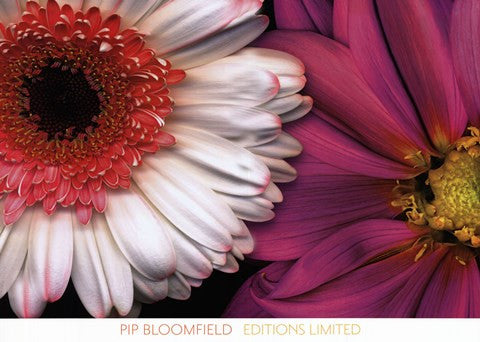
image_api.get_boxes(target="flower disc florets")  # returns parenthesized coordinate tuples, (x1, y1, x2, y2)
(394, 127, 480, 250)
(0, 0, 185, 224)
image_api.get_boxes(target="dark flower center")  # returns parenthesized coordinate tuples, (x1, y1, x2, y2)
(20, 63, 101, 140)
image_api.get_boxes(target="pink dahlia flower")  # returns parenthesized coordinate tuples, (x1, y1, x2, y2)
(0, 0, 310, 317)
(225, 0, 480, 317)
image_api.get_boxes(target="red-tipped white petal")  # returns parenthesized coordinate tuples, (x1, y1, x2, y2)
(8, 264, 47, 318)
(27, 207, 73, 302)
(170, 63, 279, 107)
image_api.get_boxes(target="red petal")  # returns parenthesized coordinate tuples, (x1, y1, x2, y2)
(75, 203, 92, 225)
(90, 184, 106, 212)
(42, 192, 57, 214)
(4, 192, 27, 215)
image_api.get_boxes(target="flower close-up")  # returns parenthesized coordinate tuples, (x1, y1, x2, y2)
(0, 0, 311, 317)
(225, 0, 480, 318)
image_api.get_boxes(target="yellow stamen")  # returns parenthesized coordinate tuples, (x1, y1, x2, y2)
(414, 243, 428, 262)
(455, 256, 467, 266)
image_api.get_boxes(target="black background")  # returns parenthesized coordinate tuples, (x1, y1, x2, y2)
(0, 0, 276, 318)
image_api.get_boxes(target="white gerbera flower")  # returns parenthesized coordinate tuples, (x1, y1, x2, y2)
(0, 0, 311, 317)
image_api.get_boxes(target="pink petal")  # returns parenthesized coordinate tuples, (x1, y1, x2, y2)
(223, 262, 292, 318)
(416, 249, 480, 317)
(332, 0, 349, 45)
(285, 114, 420, 179)
(254, 30, 432, 164)
(377, 0, 467, 151)
(270, 219, 421, 298)
(347, 0, 430, 152)
(248, 158, 399, 261)
(249, 246, 447, 317)
(274, 0, 333, 36)
(451, 0, 480, 126)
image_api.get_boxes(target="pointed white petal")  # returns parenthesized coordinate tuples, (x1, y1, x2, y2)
(27, 207, 73, 303)
(213, 253, 239, 273)
(71, 220, 112, 318)
(133, 269, 168, 304)
(258, 94, 303, 115)
(261, 181, 283, 203)
(169, 105, 281, 147)
(278, 96, 313, 123)
(192, 242, 227, 266)
(216, 192, 275, 222)
(170, 62, 279, 107)
(8, 264, 46, 318)
(92, 214, 133, 316)
(182, 275, 203, 288)
(232, 220, 254, 255)
(165, 15, 268, 70)
(225, 0, 262, 27)
(277, 75, 307, 98)
(160, 125, 270, 196)
(167, 272, 190, 300)
(105, 187, 176, 280)
(257, 156, 297, 183)
(248, 132, 302, 159)
(109, 300, 142, 318)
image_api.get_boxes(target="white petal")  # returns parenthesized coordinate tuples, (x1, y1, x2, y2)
(216, 192, 275, 222)
(277, 75, 307, 98)
(182, 275, 202, 288)
(71, 220, 112, 318)
(213, 47, 305, 76)
(278, 96, 313, 123)
(0, 1, 21, 24)
(0, 202, 8, 251)
(192, 242, 227, 266)
(170, 62, 279, 107)
(105, 187, 176, 280)
(107, 0, 160, 27)
(0, 209, 31, 297)
(109, 301, 142, 318)
(133, 269, 168, 304)
(92, 214, 133, 316)
(259, 94, 303, 115)
(165, 15, 268, 70)
(140, 0, 243, 55)
(160, 125, 270, 196)
(134, 160, 236, 251)
(226, 0, 262, 27)
(261, 181, 283, 203)
(232, 220, 254, 255)
(27, 207, 73, 302)
(8, 264, 46, 318)
(166, 227, 213, 279)
(213, 253, 239, 273)
(167, 272, 190, 300)
(257, 155, 297, 183)
(248, 132, 302, 159)
(169, 105, 281, 147)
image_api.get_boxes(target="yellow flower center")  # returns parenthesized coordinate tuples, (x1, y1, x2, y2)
(428, 150, 480, 231)
(393, 127, 480, 248)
